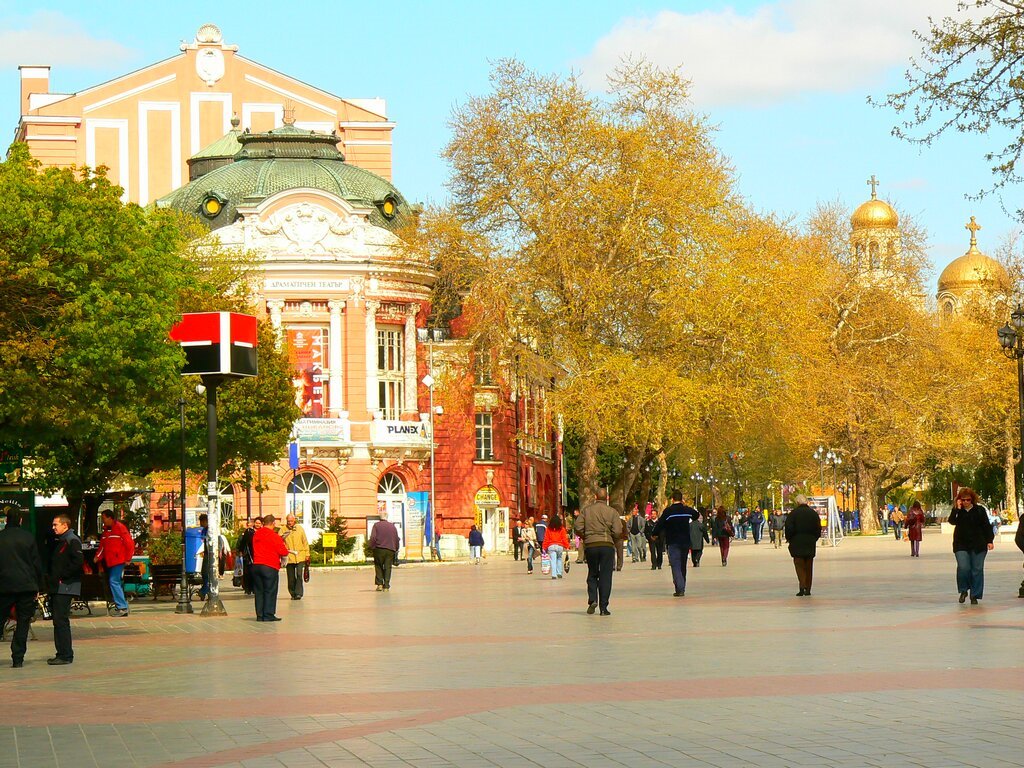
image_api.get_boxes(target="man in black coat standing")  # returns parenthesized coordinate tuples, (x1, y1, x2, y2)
(785, 495, 821, 597)
(46, 514, 83, 665)
(0, 509, 44, 668)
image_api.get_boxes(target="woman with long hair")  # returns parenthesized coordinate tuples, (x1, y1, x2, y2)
(711, 506, 733, 566)
(542, 514, 570, 579)
(906, 500, 926, 557)
(949, 488, 994, 604)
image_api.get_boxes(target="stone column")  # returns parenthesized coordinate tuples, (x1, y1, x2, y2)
(328, 300, 344, 417)
(403, 304, 418, 416)
(365, 300, 380, 414)
(267, 300, 285, 349)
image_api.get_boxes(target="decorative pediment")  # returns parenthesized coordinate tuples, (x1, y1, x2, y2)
(249, 202, 369, 258)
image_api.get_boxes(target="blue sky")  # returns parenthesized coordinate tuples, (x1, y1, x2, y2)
(0, 0, 1015, 286)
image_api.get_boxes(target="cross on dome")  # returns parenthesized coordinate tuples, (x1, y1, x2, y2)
(965, 215, 981, 246)
(867, 174, 879, 200)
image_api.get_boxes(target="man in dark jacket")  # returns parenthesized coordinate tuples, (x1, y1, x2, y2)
(0, 509, 44, 668)
(46, 514, 83, 664)
(512, 520, 523, 561)
(644, 514, 663, 570)
(785, 495, 821, 597)
(368, 511, 400, 591)
(652, 490, 697, 597)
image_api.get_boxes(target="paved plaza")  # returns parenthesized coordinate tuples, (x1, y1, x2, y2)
(1, 532, 1022, 768)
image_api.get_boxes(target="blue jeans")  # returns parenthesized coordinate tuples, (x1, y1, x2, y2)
(107, 563, 128, 610)
(526, 543, 536, 571)
(547, 544, 564, 577)
(667, 543, 689, 593)
(954, 549, 987, 598)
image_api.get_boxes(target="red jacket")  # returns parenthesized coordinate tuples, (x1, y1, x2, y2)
(542, 526, 570, 552)
(252, 526, 289, 569)
(97, 521, 134, 567)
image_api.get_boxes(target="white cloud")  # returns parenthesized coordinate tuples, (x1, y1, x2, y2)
(0, 11, 136, 69)
(576, 0, 963, 108)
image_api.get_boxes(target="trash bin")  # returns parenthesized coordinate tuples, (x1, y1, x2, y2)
(184, 527, 205, 573)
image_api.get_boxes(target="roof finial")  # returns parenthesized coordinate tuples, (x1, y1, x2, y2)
(966, 215, 982, 247)
(230, 112, 240, 129)
(282, 105, 296, 126)
(867, 174, 879, 200)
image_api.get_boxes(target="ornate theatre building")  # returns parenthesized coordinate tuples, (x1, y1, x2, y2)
(15, 25, 563, 555)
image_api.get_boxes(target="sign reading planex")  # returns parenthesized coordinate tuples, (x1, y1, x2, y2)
(169, 312, 258, 377)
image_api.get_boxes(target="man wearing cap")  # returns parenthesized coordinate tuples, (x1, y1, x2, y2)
(574, 487, 623, 616)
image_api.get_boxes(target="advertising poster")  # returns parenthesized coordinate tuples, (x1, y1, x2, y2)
(287, 326, 329, 417)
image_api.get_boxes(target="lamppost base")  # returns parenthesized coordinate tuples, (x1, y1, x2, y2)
(174, 600, 193, 614)
(200, 596, 228, 616)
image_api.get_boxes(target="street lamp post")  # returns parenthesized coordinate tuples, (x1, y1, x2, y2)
(998, 305, 1024, 520)
(175, 397, 192, 615)
(706, 473, 717, 507)
(690, 472, 702, 506)
(418, 327, 448, 561)
(813, 446, 826, 494)
(826, 450, 841, 496)
(996, 306, 1024, 597)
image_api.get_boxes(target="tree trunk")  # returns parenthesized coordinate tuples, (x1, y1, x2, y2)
(654, 450, 668, 511)
(854, 458, 880, 534)
(577, 429, 599, 508)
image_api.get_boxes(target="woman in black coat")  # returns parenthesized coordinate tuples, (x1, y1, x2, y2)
(785, 495, 821, 597)
(949, 487, 994, 604)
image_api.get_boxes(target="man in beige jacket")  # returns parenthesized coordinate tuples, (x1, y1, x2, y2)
(280, 515, 310, 600)
(574, 487, 623, 616)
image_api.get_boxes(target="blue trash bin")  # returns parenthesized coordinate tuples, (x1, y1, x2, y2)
(184, 527, 205, 573)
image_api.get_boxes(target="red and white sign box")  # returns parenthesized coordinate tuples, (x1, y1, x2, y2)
(169, 312, 258, 377)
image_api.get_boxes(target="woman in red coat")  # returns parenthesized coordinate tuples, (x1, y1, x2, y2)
(906, 500, 926, 557)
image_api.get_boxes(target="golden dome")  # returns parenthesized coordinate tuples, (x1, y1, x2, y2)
(851, 199, 899, 230)
(937, 217, 1010, 294)
(851, 175, 898, 230)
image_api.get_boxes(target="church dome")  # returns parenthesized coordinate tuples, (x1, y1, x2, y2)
(851, 198, 898, 230)
(937, 217, 1010, 295)
(156, 123, 412, 233)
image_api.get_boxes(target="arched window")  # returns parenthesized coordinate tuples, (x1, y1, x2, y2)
(869, 242, 880, 270)
(287, 472, 330, 529)
(943, 300, 955, 318)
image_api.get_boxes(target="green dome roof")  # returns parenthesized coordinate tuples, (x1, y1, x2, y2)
(156, 124, 412, 233)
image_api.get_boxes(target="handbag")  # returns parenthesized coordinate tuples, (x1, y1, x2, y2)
(541, 552, 551, 574)
(303, 560, 310, 583)
(232, 559, 243, 587)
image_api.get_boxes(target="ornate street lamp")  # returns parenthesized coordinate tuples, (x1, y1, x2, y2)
(813, 446, 826, 494)
(690, 472, 703, 506)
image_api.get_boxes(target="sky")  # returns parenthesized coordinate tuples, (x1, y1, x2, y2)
(0, 0, 1016, 287)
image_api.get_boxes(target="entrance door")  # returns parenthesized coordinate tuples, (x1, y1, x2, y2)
(286, 472, 330, 536)
(376, 472, 407, 557)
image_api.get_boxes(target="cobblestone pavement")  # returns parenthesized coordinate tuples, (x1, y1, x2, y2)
(1, 531, 1022, 768)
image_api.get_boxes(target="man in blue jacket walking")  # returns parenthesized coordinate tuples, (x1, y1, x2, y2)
(652, 490, 697, 597)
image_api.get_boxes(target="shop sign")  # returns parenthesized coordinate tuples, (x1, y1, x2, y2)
(474, 485, 501, 507)
(371, 420, 429, 444)
(294, 417, 350, 443)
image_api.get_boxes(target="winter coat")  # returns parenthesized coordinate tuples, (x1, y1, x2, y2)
(905, 509, 925, 542)
(574, 501, 623, 548)
(784, 504, 821, 559)
(689, 517, 710, 551)
(96, 520, 134, 567)
(652, 502, 697, 548)
(46, 529, 84, 595)
(280, 524, 310, 564)
(711, 516, 732, 539)
(468, 528, 485, 547)
(521, 526, 538, 549)
(949, 504, 994, 553)
(0, 523, 44, 593)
